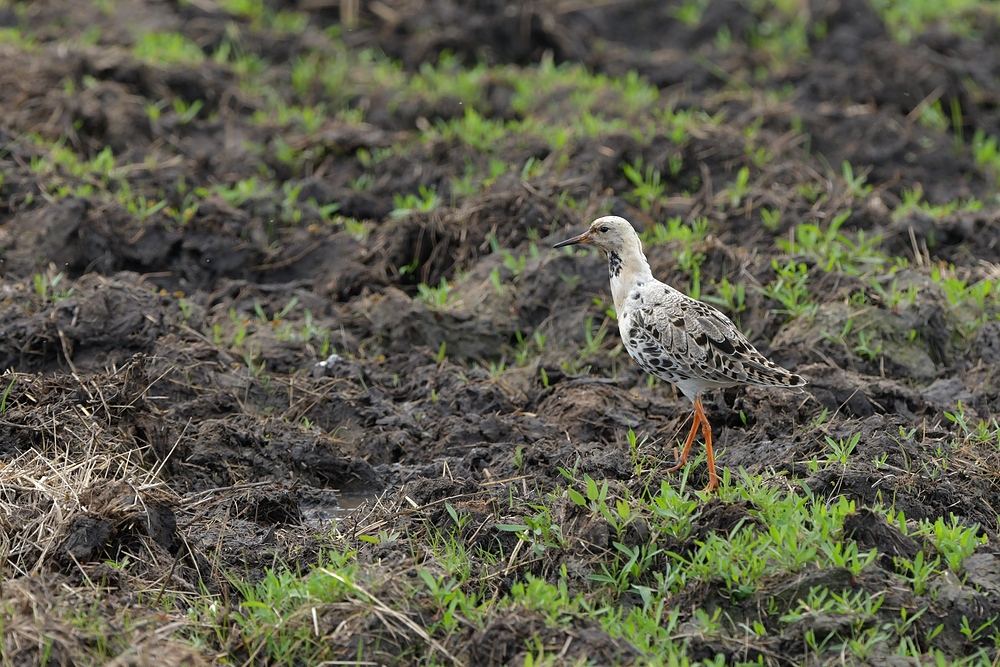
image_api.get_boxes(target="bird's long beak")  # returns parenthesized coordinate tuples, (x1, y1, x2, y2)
(553, 231, 591, 248)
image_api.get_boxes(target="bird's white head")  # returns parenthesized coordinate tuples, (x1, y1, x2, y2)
(552, 215, 643, 257)
(553, 216, 652, 306)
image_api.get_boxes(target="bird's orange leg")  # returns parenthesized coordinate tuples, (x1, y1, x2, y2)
(666, 396, 719, 493)
(696, 396, 719, 493)
(666, 404, 703, 473)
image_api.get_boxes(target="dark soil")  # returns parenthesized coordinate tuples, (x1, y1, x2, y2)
(3, 0, 1000, 665)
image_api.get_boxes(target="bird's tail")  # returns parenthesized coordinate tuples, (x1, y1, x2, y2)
(746, 360, 807, 389)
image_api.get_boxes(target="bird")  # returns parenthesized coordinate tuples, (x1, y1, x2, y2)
(553, 215, 805, 492)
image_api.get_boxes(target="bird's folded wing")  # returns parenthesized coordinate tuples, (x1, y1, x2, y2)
(628, 284, 799, 386)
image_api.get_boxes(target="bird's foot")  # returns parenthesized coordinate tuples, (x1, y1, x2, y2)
(664, 457, 688, 473)
(698, 475, 719, 494)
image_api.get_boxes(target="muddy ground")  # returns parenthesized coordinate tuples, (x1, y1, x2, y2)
(3, 0, 1000, 665)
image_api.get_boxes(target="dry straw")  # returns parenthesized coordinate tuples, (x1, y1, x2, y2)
(0, 360, 200, 666)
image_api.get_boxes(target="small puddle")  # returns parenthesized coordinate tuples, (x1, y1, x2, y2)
(334, 492, 379, 516)
(300, 491, 381, 527)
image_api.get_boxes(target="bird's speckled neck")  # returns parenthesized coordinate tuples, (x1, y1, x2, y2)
(608, 232, 653, 312)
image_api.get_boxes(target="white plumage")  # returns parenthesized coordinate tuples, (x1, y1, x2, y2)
(554, 215, 805, 492)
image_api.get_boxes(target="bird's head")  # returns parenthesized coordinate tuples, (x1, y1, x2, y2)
(553, 215, 641, 255)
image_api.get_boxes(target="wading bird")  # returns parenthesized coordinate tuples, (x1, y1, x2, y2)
(554, 216, 805, 492)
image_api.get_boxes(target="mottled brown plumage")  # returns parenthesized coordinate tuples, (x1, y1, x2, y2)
(554, 215, 805, 492)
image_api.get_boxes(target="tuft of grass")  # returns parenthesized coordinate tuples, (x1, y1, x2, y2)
(759, 260, 817, 319)
(133, 31, 205, 65)
(436, 108, 511, 153)
(416, 277, 456, 311)
(622, 157, 665, 213)
(391, 186, 440, 218)
(777, 211, 890, 276)
(639, 216, 709, 248)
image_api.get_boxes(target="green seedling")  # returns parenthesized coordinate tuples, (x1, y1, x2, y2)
(416, 277, 455, 311)
(759, 261, 816, 319)
(622, 157, 665, 213)
(390, 186, 439, 218)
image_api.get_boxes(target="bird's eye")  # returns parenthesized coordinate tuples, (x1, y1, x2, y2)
(599, 226, 609, 233)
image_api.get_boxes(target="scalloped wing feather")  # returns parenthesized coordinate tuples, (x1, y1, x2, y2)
(619, 281, 805, 392)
